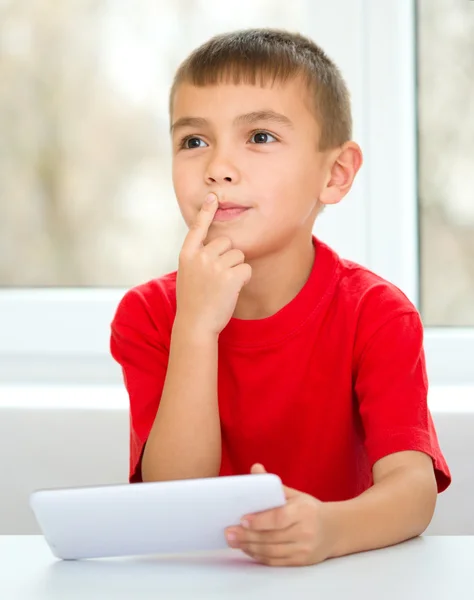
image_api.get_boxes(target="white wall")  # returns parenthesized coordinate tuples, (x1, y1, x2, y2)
(0, 387, 129, 535)
(0, 386, 472, 536)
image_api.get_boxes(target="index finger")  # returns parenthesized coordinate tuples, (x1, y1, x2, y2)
(183, 193, 218, 251)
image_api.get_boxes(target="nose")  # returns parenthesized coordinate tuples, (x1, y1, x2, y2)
(205, 149, 240, 185)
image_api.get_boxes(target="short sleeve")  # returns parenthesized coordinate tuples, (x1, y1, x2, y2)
(354, 311, 451, 493)
(110, 288, 170, 483)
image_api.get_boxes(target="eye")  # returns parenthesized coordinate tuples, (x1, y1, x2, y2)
(180, 136, 208, 150)
(249, 131, 278, 144)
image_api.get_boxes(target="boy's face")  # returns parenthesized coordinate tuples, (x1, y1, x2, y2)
(171, 77, 335, 257)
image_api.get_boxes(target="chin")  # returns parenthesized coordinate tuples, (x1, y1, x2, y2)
(206, 225, 252, 254)
(208, 226, 280, 261)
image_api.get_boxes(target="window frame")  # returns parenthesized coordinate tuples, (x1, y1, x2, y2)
(0, 0, 472, 386)
(363, 0, 474, 385)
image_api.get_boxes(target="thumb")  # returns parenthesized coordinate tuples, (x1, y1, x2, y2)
(250, 463, 267, 475)
(250, 463, 299, 500)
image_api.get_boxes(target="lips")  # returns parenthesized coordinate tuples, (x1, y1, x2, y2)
(213, 203, 250, 222)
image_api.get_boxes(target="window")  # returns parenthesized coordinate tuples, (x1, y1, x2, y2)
(1, 0, 359, 288)
(362, 0, 474, 385)
(417, 0, 474, 327)
(0, 0, 472, 386)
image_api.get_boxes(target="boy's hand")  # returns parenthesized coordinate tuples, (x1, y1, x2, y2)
(225, 464, 335, 567)
(176, 193, 252, 336)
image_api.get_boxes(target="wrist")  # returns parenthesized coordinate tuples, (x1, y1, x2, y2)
(172, 316, 219, 345)
(321, 500, 350, 559)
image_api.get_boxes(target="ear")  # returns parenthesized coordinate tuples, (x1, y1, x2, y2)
(319, 141, 363, 206)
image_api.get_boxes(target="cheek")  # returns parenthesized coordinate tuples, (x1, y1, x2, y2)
(252, 164, 292, 211)
(277, 157, 321, 217)
(172, 160, 197, 227)
(172, 159, 190, 197)
(256, 168, 310, 223)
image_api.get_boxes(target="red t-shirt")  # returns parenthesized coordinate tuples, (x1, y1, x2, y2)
(110, 237, 451, 499)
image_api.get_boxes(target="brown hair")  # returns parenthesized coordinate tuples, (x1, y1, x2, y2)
(169, 28, 352, 151)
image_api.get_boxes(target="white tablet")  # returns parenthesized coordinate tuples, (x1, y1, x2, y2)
(29, 474, 285, 560)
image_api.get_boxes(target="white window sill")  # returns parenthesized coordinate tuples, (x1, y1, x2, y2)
(0, 385, 129, 410)
(0, 384, 472, 412)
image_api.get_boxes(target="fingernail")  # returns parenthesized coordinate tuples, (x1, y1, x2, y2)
(205, 193, 217, 204)
(241, 519, 250, 529)
(226, 531, 237, 547)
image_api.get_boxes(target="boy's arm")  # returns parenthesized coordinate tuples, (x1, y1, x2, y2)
(141, 323, 221, 481)
(142, 194, 251, 482)
(323, 309, 449, 555)
(225, 453, 436, 566)
(325, 449, 437, 557)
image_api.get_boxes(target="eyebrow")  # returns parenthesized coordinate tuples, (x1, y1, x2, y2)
(170, 110, 294, 134)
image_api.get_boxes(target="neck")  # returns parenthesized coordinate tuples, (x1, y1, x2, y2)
(233, 234, 316, 321)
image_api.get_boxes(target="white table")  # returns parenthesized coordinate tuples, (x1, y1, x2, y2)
(1, 536, 473, 600)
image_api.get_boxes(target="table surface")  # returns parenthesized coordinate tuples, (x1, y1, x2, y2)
(1, 535, 474, 600)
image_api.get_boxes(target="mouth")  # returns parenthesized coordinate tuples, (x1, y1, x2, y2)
(213, 202, 251, 222)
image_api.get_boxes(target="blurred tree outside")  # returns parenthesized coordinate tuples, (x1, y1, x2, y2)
(0, 0, 188, 285)
(418, 0, 474, 326)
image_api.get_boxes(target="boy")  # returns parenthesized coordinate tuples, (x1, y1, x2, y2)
(110, 28, 451, 567)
